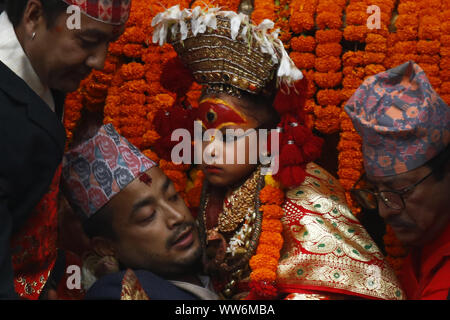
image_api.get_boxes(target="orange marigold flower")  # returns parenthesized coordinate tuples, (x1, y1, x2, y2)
(315, 29, 342, 44)
(123, 44, 143, 58)
(417, 54, 440, 65)
(419, 63, 440, 77)
(314, 105, 341, 134)
(365, 64, 386, 77)
(127, 137, 144, 149)
(260, 204, 284, 220)
(346, 2, 367, 13)
(343, 66, 365, 78)
(262, 219, 283, 233)
(249, 254, 278, 271)
(316, 12, 342, 29)
(315, 57, 341, 72)
(260, 185, 284, 205)
(121, 62, 146, 81)
(441, 47, 450, 57)
(142, 130, 160, 147)
(395, 15, 419, 30)
(366, 42, 387, 53)
(341, 89, 357, 101)
(314, 72, 343, 89)
(120, 92, 146, 105)
(338, 140, 363, 152)
(397, 1, 418, 15)
(365, 33, 387, 44)
(122, 26, 147, 44)
(343, 25, 367, 42)
(142, 149, 160, 163)
(417, 40, 441, 55)
(258, 231, 284, 248)
(290, 36, 316, 52)
(441, 35, 450, 47)
(290, 52, 315, 70)
(121, 79, 149, 94)
(418, 18, 442, 40)
(154, 93, 175, 109)
(108, 42, 124, 56)
(338, 168, 361, 181)
(316, 89, 342, 106)
(393, 41, 417, 54)
(251, 0, 276, 25)
(256, 244, 281, 260)
(441, 94, 450, 105)
(340, 131, 363, 142)
(289, 12, 315, 33)
(250, 268, 277, 282)
(164, 169, 187, 192)
(316, 1, 342, 14)
(304, 99, 318, 113)
(440, 82, 450, 94)
(442, 69, 450, 82)
(342, 75, 363, 90)
(315, 43, 342, 58)
(363, 52, 386, 65)
(395, 29, 418, 42)
(342, 51, 364, 67)
(345, 11, 367, 25)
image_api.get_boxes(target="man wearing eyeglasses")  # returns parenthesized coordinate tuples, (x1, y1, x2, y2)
(345, 61, 450, 300)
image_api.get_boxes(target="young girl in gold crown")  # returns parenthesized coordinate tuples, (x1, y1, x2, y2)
(153, 5, 404, 300)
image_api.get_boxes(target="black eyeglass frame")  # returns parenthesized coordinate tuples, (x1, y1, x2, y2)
(350, 169, 435, 211)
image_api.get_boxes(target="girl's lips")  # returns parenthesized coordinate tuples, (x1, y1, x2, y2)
(205, 166, 223, 174)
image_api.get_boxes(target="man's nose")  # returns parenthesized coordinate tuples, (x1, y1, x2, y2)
(377, 198, 402, 221)
(162, 202, 185, 229)
(85, 43, 107, 70)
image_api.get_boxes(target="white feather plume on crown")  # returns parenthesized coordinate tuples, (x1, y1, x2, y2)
(151, 5, 303, 87)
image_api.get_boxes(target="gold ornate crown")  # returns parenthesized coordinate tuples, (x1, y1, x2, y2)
(152, 6, 303, 97)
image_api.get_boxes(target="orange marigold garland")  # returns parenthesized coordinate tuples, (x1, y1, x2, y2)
(313, 0, 344, 136)
(62, 0, 450, 298)
(247, 175, 285, 299)
(338, 1, 367, 216)
(252, 0, 276, 25)
(442, 6, 450, 104)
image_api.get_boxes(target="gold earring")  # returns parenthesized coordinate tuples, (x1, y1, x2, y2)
(31, 32, 36, 40)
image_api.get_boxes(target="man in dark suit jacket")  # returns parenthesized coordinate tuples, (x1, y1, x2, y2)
(62, 124, 218, 300)
(0, 0, 130, 299)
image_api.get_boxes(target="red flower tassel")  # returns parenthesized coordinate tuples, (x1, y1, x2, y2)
(276, 165, 307, 188)
(279, 142, 304, 166)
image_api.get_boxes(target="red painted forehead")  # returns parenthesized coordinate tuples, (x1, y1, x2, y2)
(196, 98, 249, 130)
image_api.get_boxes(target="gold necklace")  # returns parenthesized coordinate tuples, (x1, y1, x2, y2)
(218, 168, 261, 233)
(198, 166, 264, 298)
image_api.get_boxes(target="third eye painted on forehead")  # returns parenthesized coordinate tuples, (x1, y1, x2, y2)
(197, 98, 252, 131)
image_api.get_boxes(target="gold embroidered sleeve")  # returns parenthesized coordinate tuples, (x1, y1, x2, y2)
(276, 163, 405, 300)
(120, 269, 150, 300)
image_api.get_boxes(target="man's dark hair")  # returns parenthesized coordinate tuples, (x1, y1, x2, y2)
(6, 0, 68, 28)
(426, 144, 450, 181)
(82, 205, 118, 241)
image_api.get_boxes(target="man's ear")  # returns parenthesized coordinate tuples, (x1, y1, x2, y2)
(91, 237, 116, 258)
(21, 0, 45, 35)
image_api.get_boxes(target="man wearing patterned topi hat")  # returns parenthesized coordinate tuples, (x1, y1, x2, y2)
(0, 0, 130, 299)
(62, 124, 218, 300)
(345, 61, 450, 300)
